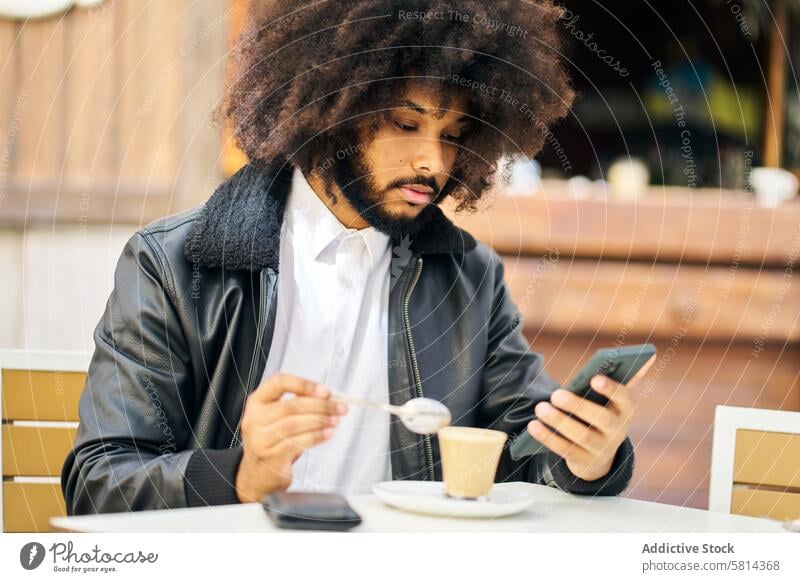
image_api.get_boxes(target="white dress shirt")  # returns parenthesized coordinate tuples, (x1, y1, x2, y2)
(260, 166, 393, 495)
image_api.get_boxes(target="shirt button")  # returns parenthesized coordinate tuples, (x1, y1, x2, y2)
(335, 346, 345, 357)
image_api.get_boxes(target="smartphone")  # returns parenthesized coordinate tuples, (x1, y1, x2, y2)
(509, 343, 656, 460)
(262, 491, 362, 531)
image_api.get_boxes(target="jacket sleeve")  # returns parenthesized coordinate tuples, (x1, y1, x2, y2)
(61, 232, 243, 515)
(478, 250, 634, 496)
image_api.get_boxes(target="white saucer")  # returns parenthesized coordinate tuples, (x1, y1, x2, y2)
(372, 481, 534, 518)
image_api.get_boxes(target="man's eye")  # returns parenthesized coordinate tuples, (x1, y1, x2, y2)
(394, 121, 416, 131)
(442, 133, 463, 142)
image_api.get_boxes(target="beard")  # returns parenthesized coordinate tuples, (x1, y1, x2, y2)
(330, 146, 446, 241)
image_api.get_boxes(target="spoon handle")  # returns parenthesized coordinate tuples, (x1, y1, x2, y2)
(330, 390, 405, 416)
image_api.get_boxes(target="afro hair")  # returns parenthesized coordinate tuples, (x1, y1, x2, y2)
(217, 0, 575, 211)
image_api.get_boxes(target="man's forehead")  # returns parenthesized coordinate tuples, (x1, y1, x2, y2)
(395, 81, 470, 120)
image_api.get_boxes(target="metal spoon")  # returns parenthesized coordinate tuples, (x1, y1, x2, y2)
(330, 391, 451, 434)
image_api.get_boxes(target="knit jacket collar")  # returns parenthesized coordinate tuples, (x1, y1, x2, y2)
(184, 161, 477, 271)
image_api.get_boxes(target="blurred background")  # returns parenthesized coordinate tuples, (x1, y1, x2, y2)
(1, 1, 799, 512)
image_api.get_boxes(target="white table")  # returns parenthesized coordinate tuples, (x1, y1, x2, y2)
(51, 482, 787, 533)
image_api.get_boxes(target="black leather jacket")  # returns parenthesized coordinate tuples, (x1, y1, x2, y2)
(62, 162, 634, 515)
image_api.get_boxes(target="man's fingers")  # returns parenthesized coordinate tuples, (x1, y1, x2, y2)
(252, 373, 329, 403)
(270, 428, 333, 460)
(589, 375, 635, 416)
(253, 396, 347, 426)
(527, 419, 590, 461)
(277, 396, 347, 418)
(534, 402, 606, 455)
(550, 389, 616, 435)
(257, 414, 339, 448)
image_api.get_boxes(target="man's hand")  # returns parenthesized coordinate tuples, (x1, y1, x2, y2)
(526, 357, 653, 482)
(235, 373, 348, 503)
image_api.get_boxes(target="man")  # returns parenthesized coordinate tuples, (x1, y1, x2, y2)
(62, 0, 642, 513)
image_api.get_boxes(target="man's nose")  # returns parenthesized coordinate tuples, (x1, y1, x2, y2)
(410, 136, 446, 176)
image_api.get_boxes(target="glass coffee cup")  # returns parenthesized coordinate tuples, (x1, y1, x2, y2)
(437, 426, 508, 500)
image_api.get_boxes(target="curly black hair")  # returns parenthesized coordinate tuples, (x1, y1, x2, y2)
(217, 0, 575, 211)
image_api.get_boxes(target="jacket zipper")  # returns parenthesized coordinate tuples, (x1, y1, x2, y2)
(229, 270, 268, 448)
(403, 256, 435, 481)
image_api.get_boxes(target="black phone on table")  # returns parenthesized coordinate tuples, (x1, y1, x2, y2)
(262, 491, 362, 531)
(509, 343, 656, 460)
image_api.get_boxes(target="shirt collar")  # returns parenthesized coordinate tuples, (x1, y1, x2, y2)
(285, 166, 390, 269)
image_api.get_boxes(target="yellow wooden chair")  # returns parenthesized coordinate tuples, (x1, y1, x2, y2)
(709, 405, 800, 522)
(0, 350, 89, 532)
